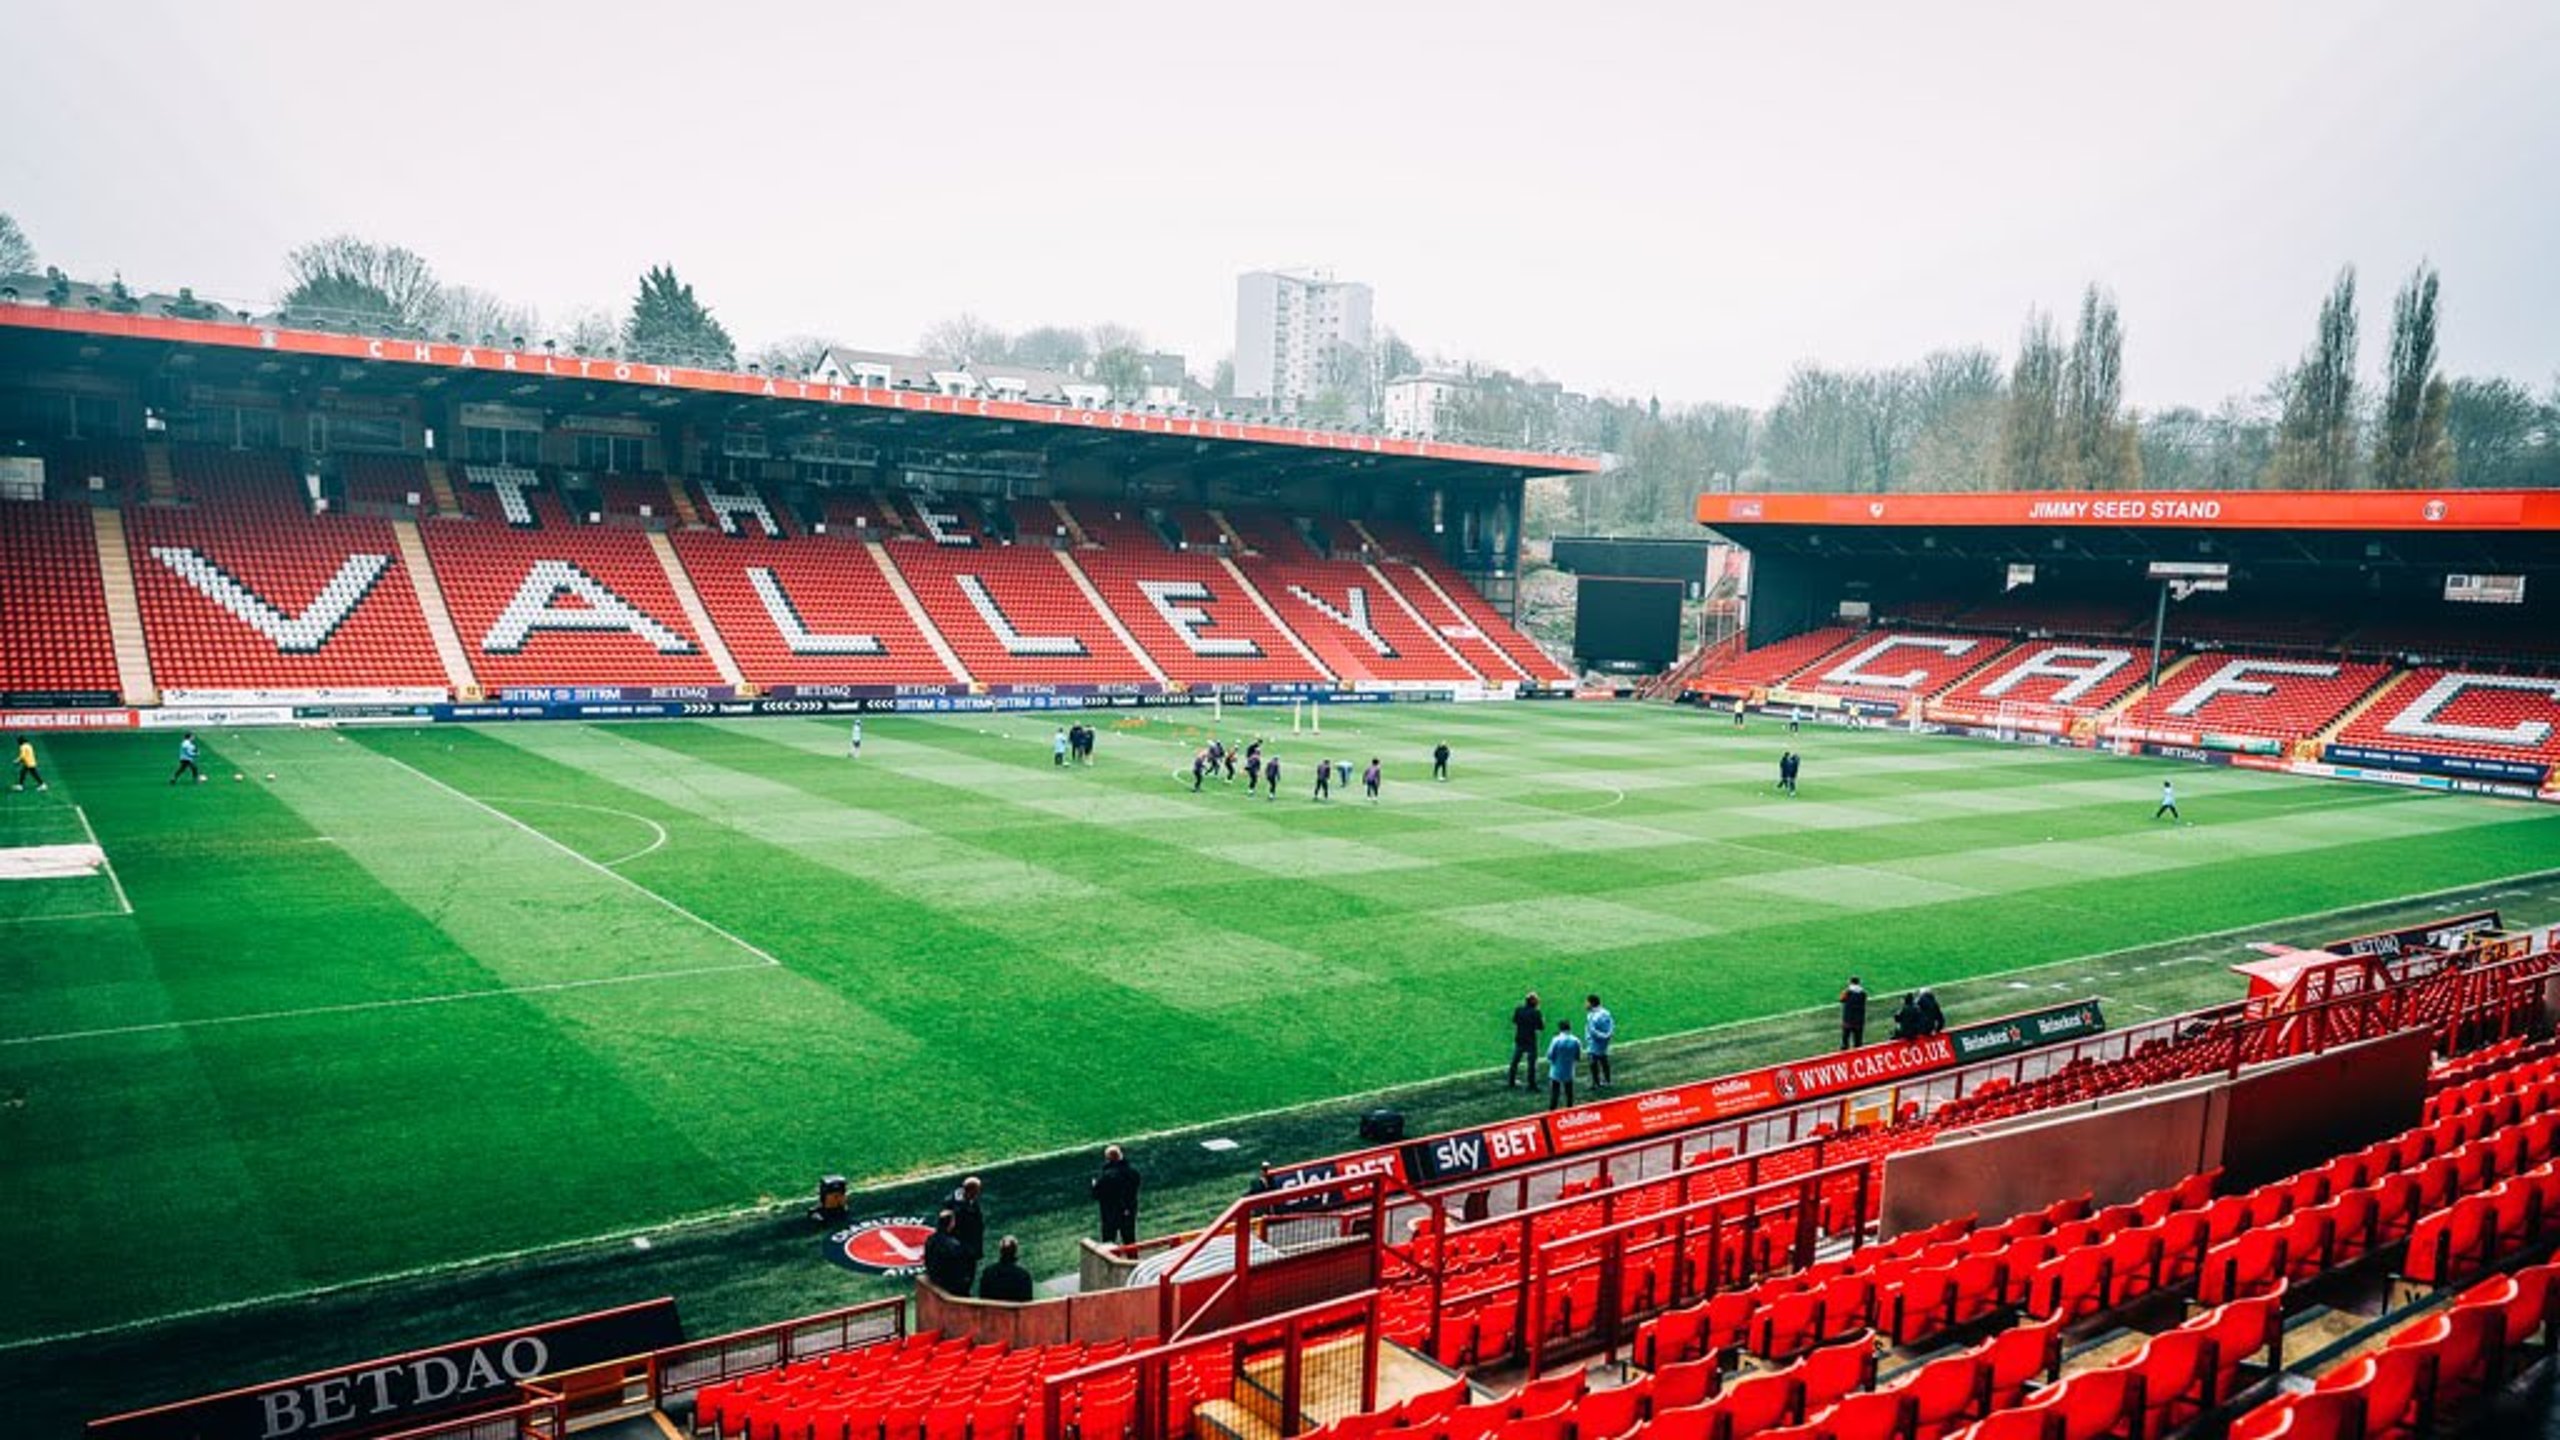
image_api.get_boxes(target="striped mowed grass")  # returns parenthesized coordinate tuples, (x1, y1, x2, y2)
(3, 703, 2556, 1344)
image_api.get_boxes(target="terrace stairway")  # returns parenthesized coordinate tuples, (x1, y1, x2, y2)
(88, 506, 159, 705)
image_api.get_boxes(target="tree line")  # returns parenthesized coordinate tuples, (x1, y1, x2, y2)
(1511, 264, 2558, 539)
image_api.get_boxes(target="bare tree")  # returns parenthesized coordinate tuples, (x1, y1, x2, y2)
(1998, 310, 2068, 489)
(748, 334, 841, 378)
(0, 212, 34, 276)
(2269, 268, 2362, 489)
(917, 313, 1010, 364)
(2372, 264, 2452, 489)
(554, 305, 623, 356)
(2062, 286, 2140, 489)
(1085, 322, 1145, 356)
(429, 285, 539, 344)
(281, 235, 444, 328)
(1010, 326, 1091, 370)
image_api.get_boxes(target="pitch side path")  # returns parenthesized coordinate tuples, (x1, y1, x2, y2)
(6, 705, 2559, 1431)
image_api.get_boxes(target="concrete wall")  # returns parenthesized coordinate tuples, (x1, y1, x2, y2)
(913, 1279, 1159, 1347)
(1879, 1030, 2431, 1235)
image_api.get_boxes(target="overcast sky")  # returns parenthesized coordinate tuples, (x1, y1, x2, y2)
(4, 0, 2553, 412)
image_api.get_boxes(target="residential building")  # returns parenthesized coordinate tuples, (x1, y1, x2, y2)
(1233, 269, 1372, 415)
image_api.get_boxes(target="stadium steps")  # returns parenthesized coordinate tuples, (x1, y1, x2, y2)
(1055, 548, 1173, 686)
(420, 459, 464, 516)
(141, 440, 179, 505)
(1221, 555, 1338, 682)
(1393, 562, 1531, 683)
(662, 475, 704, 530)
(1219, 1334, 1465, 1437)
(1205, 508, 1254, 554)
(2315, 667, 2419, 746)
(866, 537, 975, 685)
(88, 506, 160, 705)
(1049, 499, 1095, 548)
(645, 531, 747, 689)
(1344, 517, 1390, 557)
(392, 517, 480, 698)
(1365, 562, 1487, 683)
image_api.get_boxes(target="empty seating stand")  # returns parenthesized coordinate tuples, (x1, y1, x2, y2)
(124, 446, 449, 695)
(422, 481, 727, 689)
(671, 516, 963, 689)
(2333, 663, 2560, 772)
(2111, 653, 2392, 745)
(879, 531, 1156, 688)
(1691, 628, 1863, 695)
(0, 499, 121, 700)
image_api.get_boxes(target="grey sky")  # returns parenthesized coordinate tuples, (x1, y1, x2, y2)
(4, 0, 2553, 412)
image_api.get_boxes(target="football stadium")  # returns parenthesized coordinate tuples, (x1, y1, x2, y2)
(8, 285, 2560, 1440)
(8, 7, 2560, 1436)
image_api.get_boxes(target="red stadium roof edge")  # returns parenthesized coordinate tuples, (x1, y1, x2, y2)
(1700, 489, 2560, 533)
(0, 304, 1601, 474)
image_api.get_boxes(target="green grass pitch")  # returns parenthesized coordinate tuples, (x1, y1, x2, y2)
(4, 704, 2558, 1348)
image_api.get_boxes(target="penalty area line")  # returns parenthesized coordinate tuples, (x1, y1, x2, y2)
(0, 960, 779, 1049)
(371, 751, 781, 969)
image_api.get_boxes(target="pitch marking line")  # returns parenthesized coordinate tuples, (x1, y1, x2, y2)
(0, 960, 779, 1049)
(372, 751, 781, 968)
(0, 804, 135, 925)
(481, 796, 670, 868)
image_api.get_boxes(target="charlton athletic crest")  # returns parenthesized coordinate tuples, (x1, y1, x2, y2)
(824, 1217, 937, 1276)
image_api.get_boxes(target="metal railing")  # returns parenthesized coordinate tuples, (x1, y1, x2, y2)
(1044, 1291, 1383, 1440)
(648, 1297, 907, 1407)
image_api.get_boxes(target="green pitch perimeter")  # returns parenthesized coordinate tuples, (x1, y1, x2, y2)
(3, 705, 2557, 1346)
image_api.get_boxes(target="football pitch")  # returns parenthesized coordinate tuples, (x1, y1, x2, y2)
(6, 703, 2560, 1349)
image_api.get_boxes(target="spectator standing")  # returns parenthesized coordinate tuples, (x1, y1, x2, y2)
(978, 1236, 1035, 1301)
(1838, 977, 1867, 1048)
(1091, 1145, 1142, 1244)
(922, 1210, 975, 1294)
(1507, 991, 1545, 1088)
(1546, 1021, 1583, 1110)
(1916, 988, 1945, 1036)
(945, 1175, 987, 1283)
(1584, 994, 1616, 1090)
(1432, 742, 1451, 781)
(1892, 992, 1926, 1041)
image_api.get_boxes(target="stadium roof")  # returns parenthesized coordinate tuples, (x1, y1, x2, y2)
(1697, 489, 2560, 572)
(0, 303, 1599, 489)
(1700, 490, 2560, 533)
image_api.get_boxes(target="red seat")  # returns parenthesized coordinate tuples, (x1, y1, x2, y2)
(2392, 1303, 2500, 1414)
(1984, 1319, 2063, 1411)
(2225, 1391, 2364, 1440)
(2124, 1328, 2215, 1435)
(2405, 1194, 2494, 1286)
(1573, 1384, 1647, 1440)
(1893, 1344, 1986, 1440)
(2311, 1347, 2434, 1440)
(2046, 1366, 2139, 1440)
(1653, 1356, 1722, 1414)
(2200, 1229, 2287, 1306)
(1708, 1371, 1801, 1440)
(1799, 1333, 1877, 1412)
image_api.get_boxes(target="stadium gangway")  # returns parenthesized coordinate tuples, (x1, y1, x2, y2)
(1044, 1290, 1383, 1440)
(1153, 1170, 1395, 1344)
(1519, 1158, 1874, 1376)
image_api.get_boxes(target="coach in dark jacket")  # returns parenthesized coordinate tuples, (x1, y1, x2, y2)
(1507, 991, 1545, 1088)
(1091, 1145, 1143, 1244)
(922, 1210, 976, 1295)
(945, 1175, 986, 1260)
(978, 1236, 1035, 1302)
